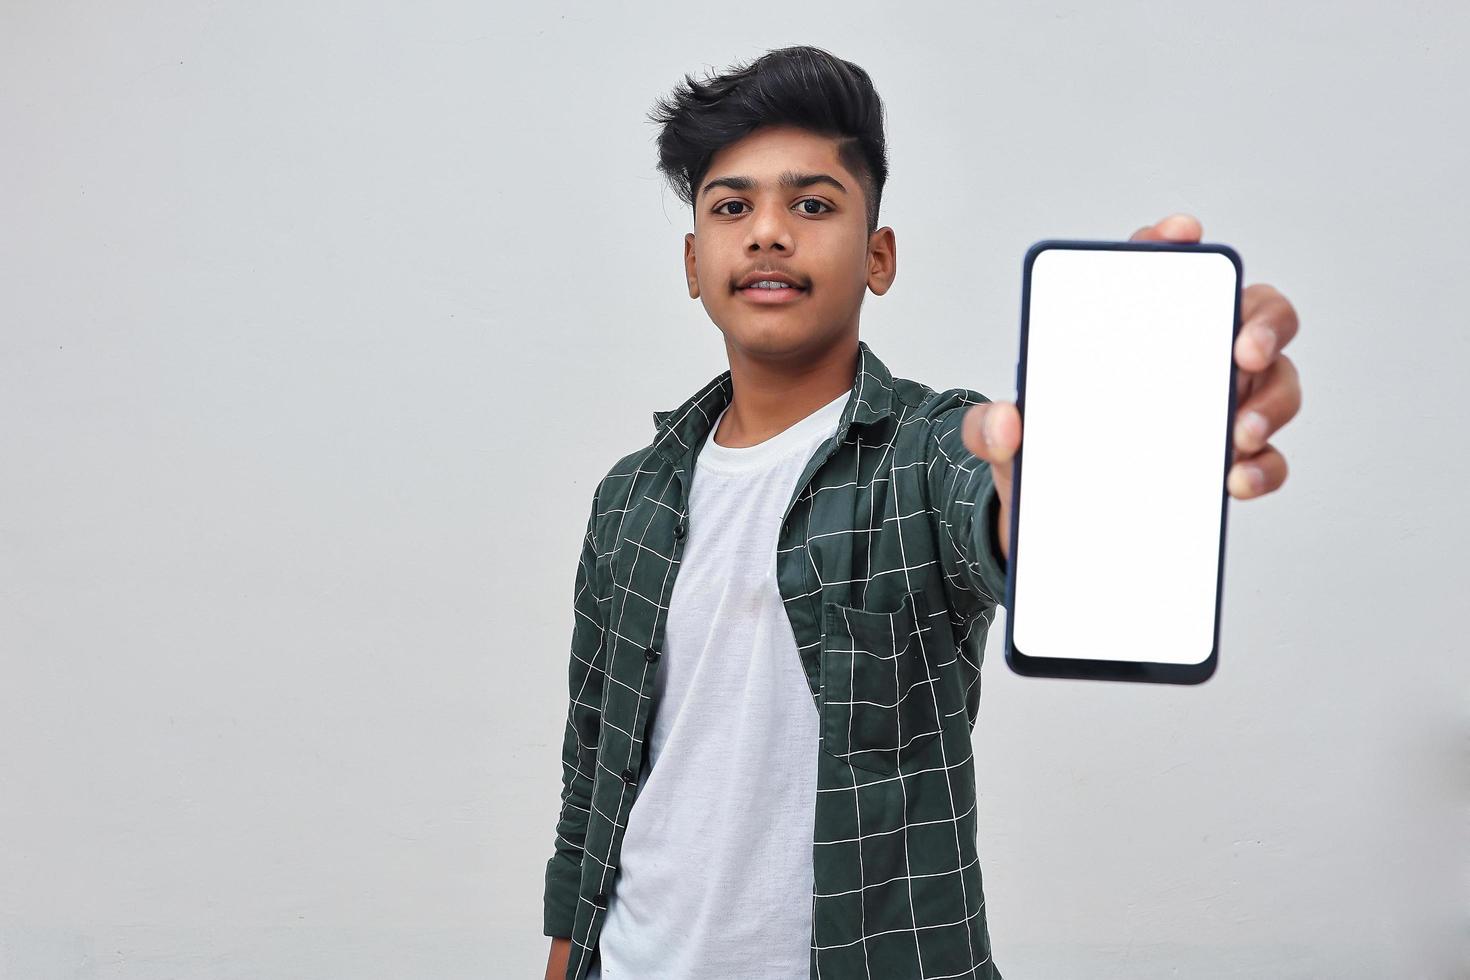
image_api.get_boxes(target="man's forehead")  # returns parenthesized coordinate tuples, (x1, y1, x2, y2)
(706, 125, 843, 169)
(701, 136, 853, 195)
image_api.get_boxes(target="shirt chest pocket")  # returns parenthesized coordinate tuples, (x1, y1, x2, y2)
(819, 589, 945, 776)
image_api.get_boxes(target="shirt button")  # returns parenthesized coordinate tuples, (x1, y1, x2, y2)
(621, 768, 637, 784)
(673, 521, 686, 539)
(593, 891, 607, 908)
(644, 646, 660, 662)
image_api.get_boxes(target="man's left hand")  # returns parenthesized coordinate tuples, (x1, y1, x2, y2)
(960, 212, 1302, 561)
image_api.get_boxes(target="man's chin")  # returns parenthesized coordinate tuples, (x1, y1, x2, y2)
(719, 321, 836, 360)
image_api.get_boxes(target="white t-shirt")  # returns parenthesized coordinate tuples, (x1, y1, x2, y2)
(587, 388, 850, 980)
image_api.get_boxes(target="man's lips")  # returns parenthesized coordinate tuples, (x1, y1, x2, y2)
(735, 283, 808, 304)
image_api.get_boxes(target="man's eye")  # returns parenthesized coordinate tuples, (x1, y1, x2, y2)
(713, 199, 832, 216)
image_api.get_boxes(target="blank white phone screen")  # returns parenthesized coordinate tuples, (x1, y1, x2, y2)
(1014, 247, 1238, 665)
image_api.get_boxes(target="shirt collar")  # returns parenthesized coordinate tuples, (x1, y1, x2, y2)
(650, 340, 898, 467)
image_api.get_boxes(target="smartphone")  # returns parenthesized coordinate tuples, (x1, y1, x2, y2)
(1003, 239, 1243, 684)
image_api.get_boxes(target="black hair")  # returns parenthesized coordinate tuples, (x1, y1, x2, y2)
(647, 45, 889, 235)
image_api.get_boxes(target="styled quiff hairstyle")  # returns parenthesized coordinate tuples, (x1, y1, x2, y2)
(647, 45, 889, 235)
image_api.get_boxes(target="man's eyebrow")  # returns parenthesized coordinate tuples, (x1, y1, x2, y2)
(699, 170, 849, 199)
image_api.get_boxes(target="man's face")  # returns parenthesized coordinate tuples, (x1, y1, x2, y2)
(683, 125, 895, 359)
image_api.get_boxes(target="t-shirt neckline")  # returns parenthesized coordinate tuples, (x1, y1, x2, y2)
(696, 388, 851, 473)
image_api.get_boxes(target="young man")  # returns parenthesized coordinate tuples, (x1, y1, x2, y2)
(542, 45, 1301, 980)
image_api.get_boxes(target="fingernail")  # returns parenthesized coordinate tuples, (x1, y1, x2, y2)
(1237, 410, 1268, 447)
(984, 409, 1000, 446)
(1231, 464, 1266, 495)
(1254, 324, 1276, 360)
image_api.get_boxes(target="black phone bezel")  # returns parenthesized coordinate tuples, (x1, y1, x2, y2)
(1003, 238, 1244, 685)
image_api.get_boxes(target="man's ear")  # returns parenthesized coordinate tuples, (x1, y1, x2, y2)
(866, 226, 897, 297)
(684, 233, 699, 299)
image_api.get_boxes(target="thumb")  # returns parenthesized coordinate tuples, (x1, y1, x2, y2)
(960, 401, 1020, 484)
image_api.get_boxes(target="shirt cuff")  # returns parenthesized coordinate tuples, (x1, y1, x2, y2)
(971, 464, 1010, 609)
(543, 850, 581, 938)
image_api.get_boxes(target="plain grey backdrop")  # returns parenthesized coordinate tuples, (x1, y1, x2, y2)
(2, 2, 1466, 978)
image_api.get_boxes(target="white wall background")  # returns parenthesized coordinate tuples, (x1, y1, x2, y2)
(2, 2, 1465, 978)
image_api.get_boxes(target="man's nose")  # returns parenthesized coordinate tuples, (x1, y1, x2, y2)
(747, 206, 794, 251)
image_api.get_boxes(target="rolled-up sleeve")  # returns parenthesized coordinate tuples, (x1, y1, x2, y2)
(923, 397, 1010, 614)
(543, 481, 608, 938)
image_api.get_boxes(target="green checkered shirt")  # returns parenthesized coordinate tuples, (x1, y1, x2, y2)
(544, 340, 1010, 979)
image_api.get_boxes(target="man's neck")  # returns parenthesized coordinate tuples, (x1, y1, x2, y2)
(713, 336, 858, 448)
